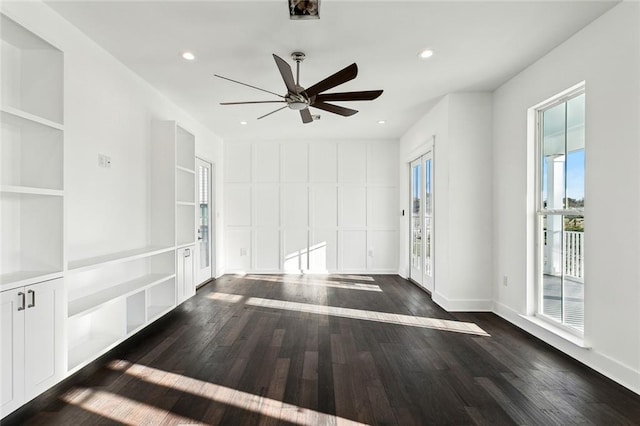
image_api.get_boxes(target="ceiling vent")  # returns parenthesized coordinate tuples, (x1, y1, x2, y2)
(289, 0, 320, 20)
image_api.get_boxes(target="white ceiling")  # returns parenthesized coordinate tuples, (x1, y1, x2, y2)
(45, 0, 617, 141)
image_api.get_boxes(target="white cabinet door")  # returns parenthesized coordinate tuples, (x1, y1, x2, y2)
(24, 278, 64, 399)
(1, 288, 26, 417)
(1, 278, 63, 419)
(177, 246, 195, 304)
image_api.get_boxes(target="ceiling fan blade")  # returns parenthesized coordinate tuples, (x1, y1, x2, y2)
(273, 54, 297, 94)
(315, 90, 383, 102)
(310, 101, 358, 117)
(214, 74, 284, 98)
(300, 108, 313, 124)
(220, 100, 286, 105)
(305, 63, 358, 98)
(257, 106, 288, 120)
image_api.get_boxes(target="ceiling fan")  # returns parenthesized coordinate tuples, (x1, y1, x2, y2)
(214, 52, 383, 124)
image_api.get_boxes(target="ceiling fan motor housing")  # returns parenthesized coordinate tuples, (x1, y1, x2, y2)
(286, 90, 309, 110)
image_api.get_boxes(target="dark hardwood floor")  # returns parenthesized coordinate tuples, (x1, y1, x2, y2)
(9, 274, 640, 425)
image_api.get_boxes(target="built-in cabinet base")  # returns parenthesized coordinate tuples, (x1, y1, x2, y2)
(0, 278, 64, 418)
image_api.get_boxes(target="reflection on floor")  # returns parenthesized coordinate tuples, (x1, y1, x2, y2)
(13, 274, 640, 425)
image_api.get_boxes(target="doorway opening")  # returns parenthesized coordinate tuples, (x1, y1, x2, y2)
(196, 158, 215, 286)
(409, 151, 434, 293)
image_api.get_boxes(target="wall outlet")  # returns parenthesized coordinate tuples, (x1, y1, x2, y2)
(98, 154, 112, 168)
(368, 249, 374, 257)
(240, 248, 248, 256)
(503, 275, 508, 287)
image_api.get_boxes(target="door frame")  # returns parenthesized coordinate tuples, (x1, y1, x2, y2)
(409, 157, 424, 286)
(195, 157, 215, 286)
(422, 149, 434, 293)
(407, 137, 435, 294)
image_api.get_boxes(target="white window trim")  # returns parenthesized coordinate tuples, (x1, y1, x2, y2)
(531, 82, 586, 338)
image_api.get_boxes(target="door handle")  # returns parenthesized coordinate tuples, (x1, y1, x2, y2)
(27, 290, 35, 308)
(17, 292, 25, 311)
(185, 248, 191, 257)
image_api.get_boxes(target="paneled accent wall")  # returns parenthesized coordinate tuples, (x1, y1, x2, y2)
(224, 140, 399, 273)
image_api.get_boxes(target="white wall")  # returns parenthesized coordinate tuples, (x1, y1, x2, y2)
(1, 1, 224, 276)
(399, 93, 493, 311)
(492, 2, 640, 393)
(223, 139, 399, 274)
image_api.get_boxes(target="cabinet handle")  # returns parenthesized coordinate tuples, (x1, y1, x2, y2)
(27, 290, 36, 308)
(185, 248, 191, 257)
(17, 292, 25, 311)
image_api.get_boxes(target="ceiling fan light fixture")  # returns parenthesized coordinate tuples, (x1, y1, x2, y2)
(377, 120, 386, 124)
(288, 101, 308, 110)
(418, 49, 434, 59)
(289, 0, 320, 20)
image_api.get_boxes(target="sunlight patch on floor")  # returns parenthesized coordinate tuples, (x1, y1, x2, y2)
(103, 360, 368, 426)
(244, 274, 382, 292)
(330, 274, 376, 281)
(61, 387, 193, 424)
(207, 292, 246, 303)
(208, 292, 490, 336)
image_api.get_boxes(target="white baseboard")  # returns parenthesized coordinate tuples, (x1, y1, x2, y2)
(494, 301, 640, 396)
(432, 292, 493, 312)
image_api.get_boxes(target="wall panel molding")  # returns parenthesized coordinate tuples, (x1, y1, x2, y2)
(224, 140, 399, 273)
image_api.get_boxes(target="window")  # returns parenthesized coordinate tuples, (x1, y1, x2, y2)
(536, 86, 585, 333)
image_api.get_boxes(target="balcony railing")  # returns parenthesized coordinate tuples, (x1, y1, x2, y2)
(564, 230, 584, 281)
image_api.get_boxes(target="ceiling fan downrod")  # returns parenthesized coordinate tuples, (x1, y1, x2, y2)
(291, 51, 305, 88)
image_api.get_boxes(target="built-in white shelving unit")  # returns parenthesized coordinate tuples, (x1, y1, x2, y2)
(151, 122, 196, 243)
(152, 121, 196, 304)
(65, 122, 197, 373)
(67, 301, 125, 371)
(67, 246, 174, 272)
(68, 273, 175, 318)
(0, 15, 63, 124)
(0, 14, 64, 293)
(66, 239, 176, 372)
(147, 278, 176, 321)
(1, 11, 200, 421)
(176, 126, 196, 249)
(0, 13, 65, 418)
(126, 291, 146, 334)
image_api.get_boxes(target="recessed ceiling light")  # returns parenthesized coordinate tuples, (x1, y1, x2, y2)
(181, 51, 196, 61)
(240, 121, 248, 125)
(418, 49, 434, 59)
(377, 120, 386, 125)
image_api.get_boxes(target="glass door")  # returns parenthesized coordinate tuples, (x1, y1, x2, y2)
(423, 153, 434, 293)
(409, 158, 423, 285)
(409, 152, 435, 292)
(196, 158, 214, 285)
